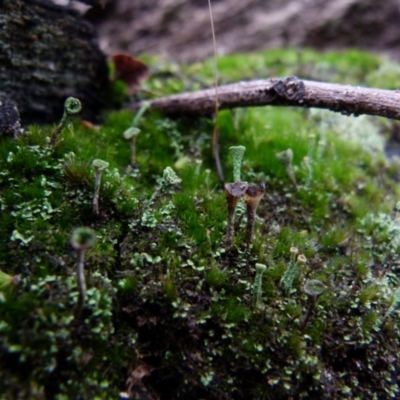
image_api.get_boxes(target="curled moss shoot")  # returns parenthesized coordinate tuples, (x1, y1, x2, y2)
(243, 183, 265, 246)
(123, 127, 141, 167)
(276, 148, 298, 191)
(253, 263, 267, 308)
(50, 97, 82, 145)
(229, 145, 246, 182)
(71, 227, 96, 318)
(224, 181, 249, 249)
(92, 159, 109, 215)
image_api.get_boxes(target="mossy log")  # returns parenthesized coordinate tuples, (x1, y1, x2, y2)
(0, 0, 110, 124)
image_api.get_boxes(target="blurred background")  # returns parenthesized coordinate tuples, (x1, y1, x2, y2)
(72, 0, 400, 62)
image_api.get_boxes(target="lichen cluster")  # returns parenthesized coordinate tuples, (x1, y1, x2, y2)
(1, 48, 400, 399)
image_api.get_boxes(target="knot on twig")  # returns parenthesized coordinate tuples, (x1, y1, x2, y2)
(272, 76, 305, 102)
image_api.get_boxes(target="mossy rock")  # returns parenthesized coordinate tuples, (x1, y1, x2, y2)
(0, 48, 400, 399)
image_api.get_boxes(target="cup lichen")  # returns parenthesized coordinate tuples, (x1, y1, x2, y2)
(224, 180, 249, 249)
(123, 127, 141, 167)
(243, 183, 265, 246)
(253, 263, 267, 308)
(229, 145, 246, 182)
(300, 279, 326, 330)
(71, 227, 96, 318)
(92, 159, 109, 215)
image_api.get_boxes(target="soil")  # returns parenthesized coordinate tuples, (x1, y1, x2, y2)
(85, 0, 400, 62)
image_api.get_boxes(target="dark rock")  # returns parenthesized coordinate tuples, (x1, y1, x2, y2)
(0, 99, 22, 139)
(0, 0, 110, 125)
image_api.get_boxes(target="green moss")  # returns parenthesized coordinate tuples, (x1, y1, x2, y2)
(1, 48, 400, 399)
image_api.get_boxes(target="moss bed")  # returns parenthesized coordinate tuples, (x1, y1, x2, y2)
(1, 48, 400, 399)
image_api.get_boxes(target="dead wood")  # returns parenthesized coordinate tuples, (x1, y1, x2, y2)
(132, 76, 400, 121)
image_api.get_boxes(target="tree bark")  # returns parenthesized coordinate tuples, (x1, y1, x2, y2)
(0, 0, 110, 124)
(132, 76, 400, 121)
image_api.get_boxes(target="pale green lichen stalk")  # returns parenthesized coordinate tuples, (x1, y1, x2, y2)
(132, 101, 150, 127)
(280, 247, 303, 293)
(142, 167, 181, 228)
(229, 145, 246, 182)
(123, 127, 141, 166)
(92, 159, 109, 215)
(276, 148, 298, 191)
(71, 227, 96, 318)
(50, 97, 82, 145)
(224, 181, 249, 249)
(253, 263, 267, 308)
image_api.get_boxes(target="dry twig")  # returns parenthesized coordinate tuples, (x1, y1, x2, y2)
(132, 76, 400, 121)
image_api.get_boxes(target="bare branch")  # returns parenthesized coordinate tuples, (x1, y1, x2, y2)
(132, 76, 400, 120)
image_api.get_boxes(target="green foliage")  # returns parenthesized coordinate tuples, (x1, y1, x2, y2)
(1, 48, 400, 399)
(0, 274, 123, 398)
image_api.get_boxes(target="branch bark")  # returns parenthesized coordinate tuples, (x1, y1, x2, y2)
(133, 76, 400, 120)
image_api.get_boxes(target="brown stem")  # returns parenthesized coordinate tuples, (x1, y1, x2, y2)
(75, 249, 86, 318)
(213, 125, 225, 185)
(243, 184, 265, 246)
(300, 296, 316, 331)
(131, 76, 400, 121)
(226, 205, 236, 249)
(245, 205, 256, 245)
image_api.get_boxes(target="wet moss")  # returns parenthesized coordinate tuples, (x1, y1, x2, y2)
(1, 48, 400, 399)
